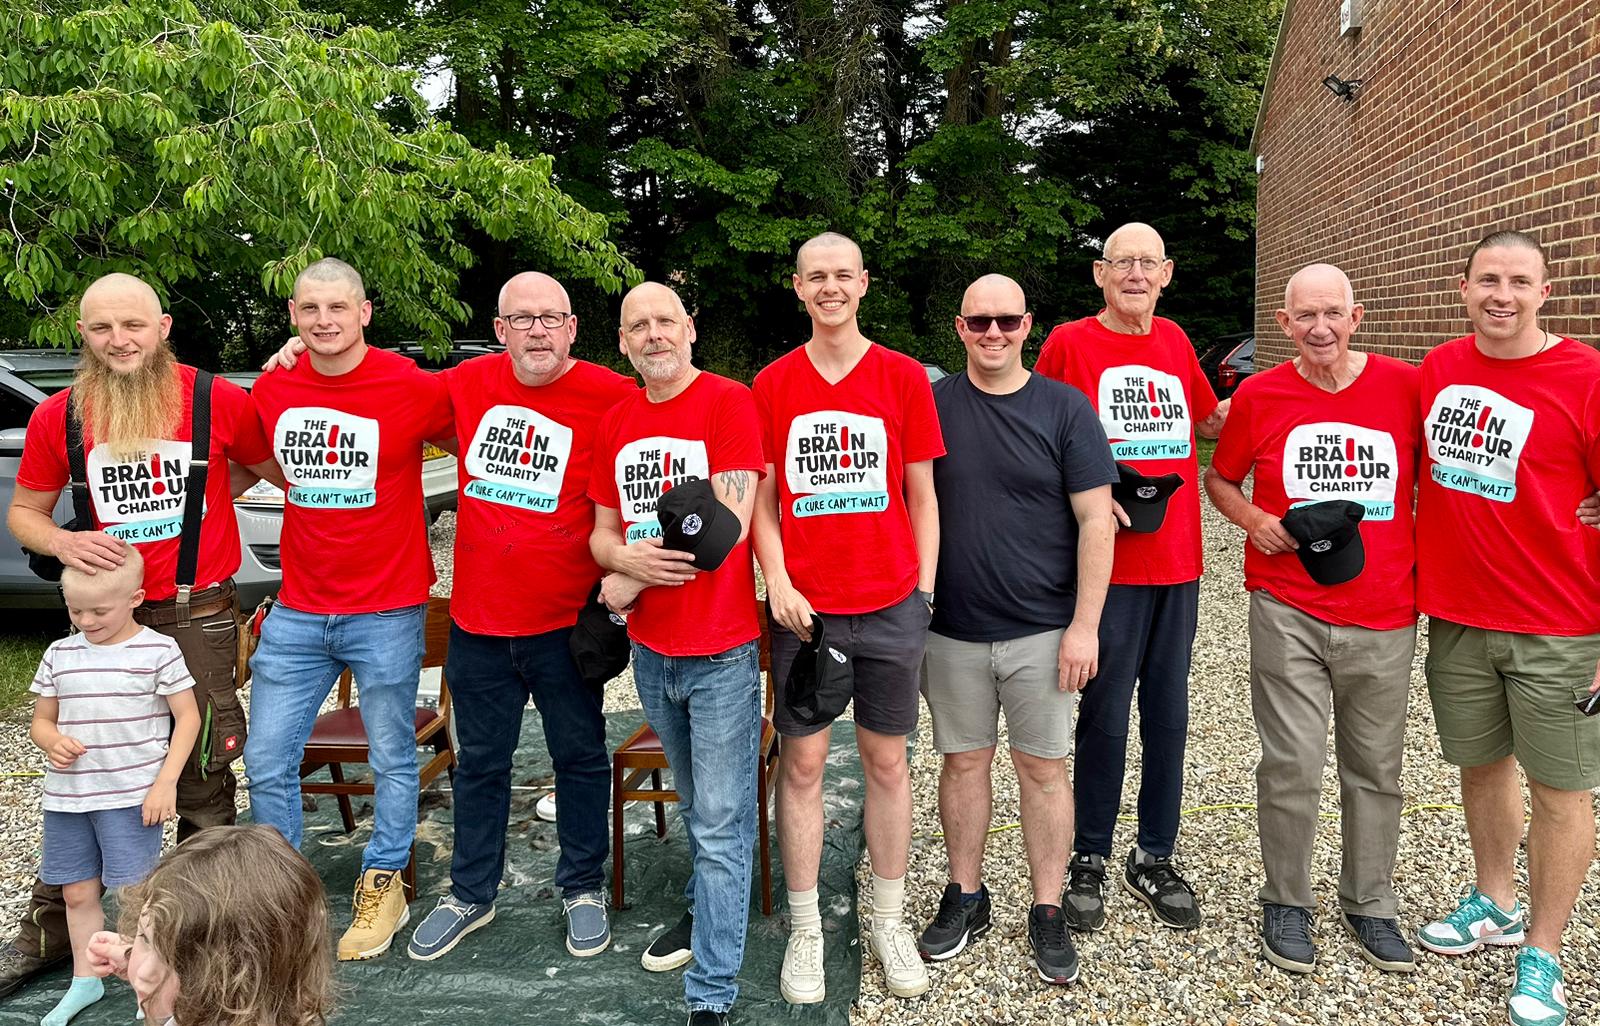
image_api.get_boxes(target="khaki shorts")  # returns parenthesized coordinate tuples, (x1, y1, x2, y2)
(1425, 617, 1600, 791)
(922, 628, 1074, 760)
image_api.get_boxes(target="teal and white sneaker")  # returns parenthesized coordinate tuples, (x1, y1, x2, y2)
(1509, 946, 1568, 1026)
(1417, 887, 1525, 955)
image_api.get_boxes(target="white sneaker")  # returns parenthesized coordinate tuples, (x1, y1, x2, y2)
(870, 920, 929, 998)
(780, 928, 826, 1004)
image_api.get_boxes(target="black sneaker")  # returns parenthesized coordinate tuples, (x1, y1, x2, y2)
(1062, 853, 1107, 933)
(1342, 912, 1415, 973)
(0, 943, 69, 999)
(642, 909, 694, 972)
(1121, 848, 1201, 929)
(1261, 904, 1315, 974)
(917, 882, 991, 960)
(1028, 904, 1080, 985)
(687, 1011, 728, 1026)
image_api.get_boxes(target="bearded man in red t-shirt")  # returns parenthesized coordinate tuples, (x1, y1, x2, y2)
(1412, 231, 1600, 1026)
(1034, 222, 1227, 933)
(1206, 264, 1420, 977)
(2, 273, 283, 998)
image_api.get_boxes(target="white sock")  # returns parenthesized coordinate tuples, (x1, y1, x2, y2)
(870, 872, 906, 930)
(787, 887, 821, 933)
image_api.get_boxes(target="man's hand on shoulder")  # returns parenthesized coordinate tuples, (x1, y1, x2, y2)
(1578, 490, 1600, 528)
(261, 336, 307, 372)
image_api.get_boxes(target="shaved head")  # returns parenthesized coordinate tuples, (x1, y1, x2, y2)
(498, 271, 570, 314)
(1102, 222, 1166, 261)
(1284, 263, 1355, 309)
(961, 273, 1026, 315)
(293, 257, 365, 302)
(796, 232, 864, 275)
(79, 273, 162, 322)
(620, 281, 688, 324)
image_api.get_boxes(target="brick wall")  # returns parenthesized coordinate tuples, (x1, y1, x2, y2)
(1253, 0, 1600, 368)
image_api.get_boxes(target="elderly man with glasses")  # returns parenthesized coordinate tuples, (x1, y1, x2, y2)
(1035, 222, 1227, 935)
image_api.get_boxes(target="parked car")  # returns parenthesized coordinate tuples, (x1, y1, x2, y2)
(1198, 332, 1255, 399)
(0, 347, 462, 610)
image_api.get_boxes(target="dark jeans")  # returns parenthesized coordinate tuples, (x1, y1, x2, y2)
(1073, 581, 1199, 859)
(446, 623, 610, 903)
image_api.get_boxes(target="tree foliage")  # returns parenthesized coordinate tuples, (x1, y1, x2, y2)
(0, 0, 634, 356)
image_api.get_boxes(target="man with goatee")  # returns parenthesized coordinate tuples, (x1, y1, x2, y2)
(2, 272, 282, 997)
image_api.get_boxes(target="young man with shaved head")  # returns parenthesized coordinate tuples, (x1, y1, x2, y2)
(917, 274, 1116, 986)
(1205, 264, 1419, 976)
(3, 273, 282, 998)
(1035, 222, 1226, 933)
(1412, 231, 1600, 1026)
(588, 282, 764, 1026)
(244, 258, 454, 961)
(752, 232, 943, 1003)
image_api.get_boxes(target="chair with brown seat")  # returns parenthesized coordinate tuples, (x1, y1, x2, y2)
(611, 601, 779, 914)
(297, 594, 457, 899)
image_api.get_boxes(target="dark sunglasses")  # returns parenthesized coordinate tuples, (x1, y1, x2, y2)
(960, 314, 1027, 333)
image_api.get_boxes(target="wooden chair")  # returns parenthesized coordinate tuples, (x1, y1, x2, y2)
(611, 602, 780, 914)
(298, 594, 457, 899)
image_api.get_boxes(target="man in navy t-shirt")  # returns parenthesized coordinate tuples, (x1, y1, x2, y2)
(916, 274, 1117, 987)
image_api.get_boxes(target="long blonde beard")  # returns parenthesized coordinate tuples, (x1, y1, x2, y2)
(71, 344, 182, 458)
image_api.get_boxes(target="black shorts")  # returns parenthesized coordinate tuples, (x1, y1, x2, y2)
(770, 589, 932, 737)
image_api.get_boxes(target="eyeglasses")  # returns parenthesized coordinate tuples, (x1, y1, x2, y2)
(1100, 256, 1166, 274)
(500, 312, 572, 330)
(959, 314, 1027, 333)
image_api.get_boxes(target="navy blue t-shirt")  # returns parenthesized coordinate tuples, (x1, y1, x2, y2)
(930, 371, 1117, 642)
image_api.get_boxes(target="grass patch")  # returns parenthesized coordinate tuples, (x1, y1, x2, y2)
(1197, 436, 1216, 468)
(0, 612, 66, 717)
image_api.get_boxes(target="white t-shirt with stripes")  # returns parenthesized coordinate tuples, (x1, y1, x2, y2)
(31, 627, 195, 813)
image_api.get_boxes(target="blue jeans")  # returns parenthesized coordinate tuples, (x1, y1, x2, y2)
(244, 601, 426, 871)
(631, 639, 761, 1015)
(445, 623, 610, 902)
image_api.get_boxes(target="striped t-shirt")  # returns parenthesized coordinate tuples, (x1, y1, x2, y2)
(30, 627, 194, 813)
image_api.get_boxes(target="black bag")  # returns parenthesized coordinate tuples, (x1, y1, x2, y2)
(25, 396, 90, 582)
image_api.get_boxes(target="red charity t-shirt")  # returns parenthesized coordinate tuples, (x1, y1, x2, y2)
(588, 372, 765, 657)
(251, 346, 453, 615)
(17, 365, 273, 601)
(444, 354, 637, 636)
(1210, 356, 1420, 630)
(1416, 335, 1600, 635)
(753, 343, 945, 614)
(1035, 315, 1219, 585)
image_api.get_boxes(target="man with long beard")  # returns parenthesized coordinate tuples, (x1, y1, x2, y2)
(3, 272, 282, 998)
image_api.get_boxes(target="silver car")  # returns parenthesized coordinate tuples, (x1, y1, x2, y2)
(0, 348, 462, 611)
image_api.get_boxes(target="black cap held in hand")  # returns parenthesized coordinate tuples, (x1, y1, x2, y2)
(569, 581, 632, 687)
(1110, 463, 1185, 534)
(1280, 499, 1367, 586)
(657, 478, 741, 571)
(783, 614, 854, 727)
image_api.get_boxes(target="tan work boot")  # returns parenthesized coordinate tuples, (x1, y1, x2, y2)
(338, 869, 411, 961)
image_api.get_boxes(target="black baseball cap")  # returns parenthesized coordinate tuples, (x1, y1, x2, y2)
(657, 478, 741, 572)
(1111, 463, 1185, 534)
(1280, 500, 1367, 586)
(569, 581, 632, 687)
(783, 614, 853, 727)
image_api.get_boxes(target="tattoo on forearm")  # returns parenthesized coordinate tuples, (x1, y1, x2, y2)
(719, 470, 750, 504)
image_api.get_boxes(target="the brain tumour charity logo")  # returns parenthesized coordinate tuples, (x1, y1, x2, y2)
(275, 408, 379, 508)
(785, 412, 890, 518)
(1425, 386, 1534, 504)
(464, 406, 573, 514)
(1098, 366, 1192, 460)
(1283, 423, 1399, 521)
(617, 436, 710, 541)
(88, 441, 196, 541)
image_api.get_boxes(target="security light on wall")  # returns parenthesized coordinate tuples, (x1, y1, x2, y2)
(1322, 75, 1362, 102)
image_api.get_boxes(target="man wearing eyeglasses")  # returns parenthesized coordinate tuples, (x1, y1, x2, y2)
(259, 271, 636, 963)
(917, 274, 1116, 986)
(1035, 222, 1226, 934)
(753, 232, 943, 1004)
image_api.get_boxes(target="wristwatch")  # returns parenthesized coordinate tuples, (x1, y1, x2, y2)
(917, 589, 935, 609)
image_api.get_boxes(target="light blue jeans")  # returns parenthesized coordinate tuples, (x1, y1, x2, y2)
(632, 639, 761, 1015)
(244, 601, 426, 871)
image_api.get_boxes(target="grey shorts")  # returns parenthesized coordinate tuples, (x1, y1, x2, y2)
(770, 589, 931, 737)
(42, 806, 163, 887)
(922, 628, 1074, 760)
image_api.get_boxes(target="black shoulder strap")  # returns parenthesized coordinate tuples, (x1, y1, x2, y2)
(175, 370, 213, 594)
(63, 391, 90, 524)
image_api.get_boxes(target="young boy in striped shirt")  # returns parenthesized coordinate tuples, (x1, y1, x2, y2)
(29, 545, 200, 1026)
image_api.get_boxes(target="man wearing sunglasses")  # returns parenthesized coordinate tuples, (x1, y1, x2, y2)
(917, 274, 1116, 985)
(1035, 222, 1227, 934)
(753, 232, 943, 1004)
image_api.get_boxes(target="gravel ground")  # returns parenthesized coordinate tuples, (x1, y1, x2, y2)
(4, 505, 1596, 1026)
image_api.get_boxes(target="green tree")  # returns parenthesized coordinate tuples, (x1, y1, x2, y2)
(0, 0, 635, 357)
